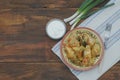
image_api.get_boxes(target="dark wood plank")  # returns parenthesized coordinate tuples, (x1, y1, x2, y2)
(0, 0, 82, 9)
(0, 62, 119, 80)
(0, 8, 75, 62)
(0, 0, 109, 9)
(0, 63, 78, 80)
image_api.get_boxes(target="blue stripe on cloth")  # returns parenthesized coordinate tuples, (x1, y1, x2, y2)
(80, 10, 104, 27)
(106, 29, 120, 49)
(80, 0, 117, 27)
(96, 9, 120, 34)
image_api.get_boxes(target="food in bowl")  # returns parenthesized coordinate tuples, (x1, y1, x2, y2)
(60, 27, 104, 71)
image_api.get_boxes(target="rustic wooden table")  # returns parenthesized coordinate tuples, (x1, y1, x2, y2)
(0, 0, 120, 80)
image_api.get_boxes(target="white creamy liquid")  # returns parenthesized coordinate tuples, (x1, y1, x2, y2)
(46, 19, 66, 39)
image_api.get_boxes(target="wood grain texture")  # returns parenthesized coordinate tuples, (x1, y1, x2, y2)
(0, 62, 119, 80)
(0, 0, 120, 80)
(0, 63, 77, 80)
(0, 8, 74, 62)
(0, 0, 82, 9)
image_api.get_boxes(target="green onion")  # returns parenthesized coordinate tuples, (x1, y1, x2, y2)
(64, 0, 95, 22)
(70, 0, 107, 25)
(81, 3, 115, 19)
(70, 2, 114, 30)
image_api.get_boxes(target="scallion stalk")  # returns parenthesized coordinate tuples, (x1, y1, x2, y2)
(64, 0, 95, 22)
(70, 0, 107, 25)
(71, 2, 114, 30)
(70, 18, 81, 30)
(81, 3, 115, 19)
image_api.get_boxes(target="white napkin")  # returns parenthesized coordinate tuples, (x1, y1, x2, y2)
(52, 0, 120, 80)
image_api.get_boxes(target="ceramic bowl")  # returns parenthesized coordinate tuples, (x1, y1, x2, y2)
(60, 27, 104, 71)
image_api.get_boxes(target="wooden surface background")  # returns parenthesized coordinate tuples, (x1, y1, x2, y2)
(0, 0, 120, 80)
